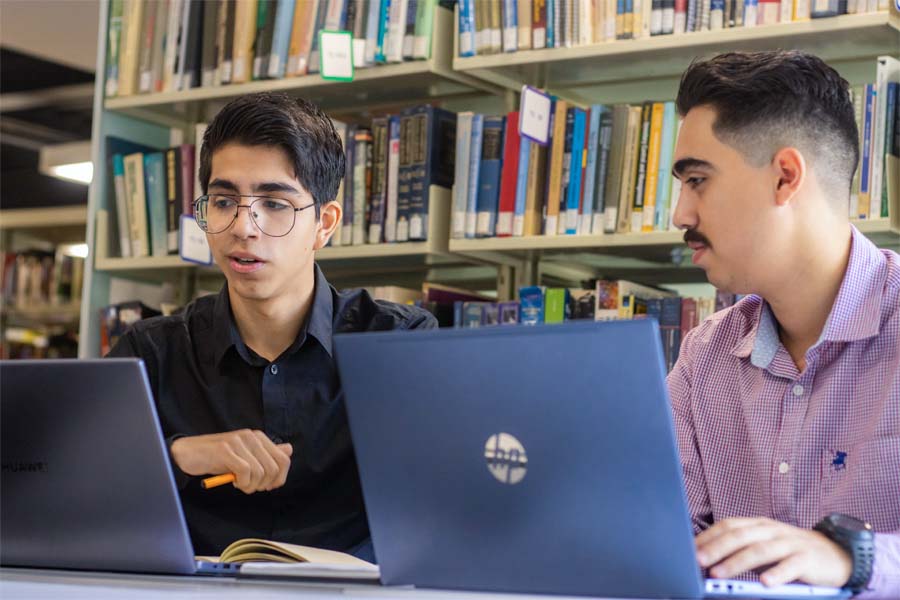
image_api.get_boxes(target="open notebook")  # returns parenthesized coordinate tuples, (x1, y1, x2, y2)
(198, 539, 380, 580)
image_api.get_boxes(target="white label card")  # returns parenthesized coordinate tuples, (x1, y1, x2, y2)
(319, 30, 354, 81)
(519, 85, 552, 146)
(179, 215, 213, 266)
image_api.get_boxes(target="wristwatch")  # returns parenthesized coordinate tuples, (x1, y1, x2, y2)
(813, 514, 875, 594)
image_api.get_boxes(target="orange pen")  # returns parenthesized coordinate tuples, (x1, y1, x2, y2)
(201, 473, 236, 489)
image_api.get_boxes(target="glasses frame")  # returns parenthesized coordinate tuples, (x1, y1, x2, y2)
(194, 194, 318, 237)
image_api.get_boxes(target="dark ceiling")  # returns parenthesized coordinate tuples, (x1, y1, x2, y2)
(1, 47, 95, 209)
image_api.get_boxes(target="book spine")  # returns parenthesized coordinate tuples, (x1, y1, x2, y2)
(165, 148, 181, 253)
(497, 111, 522, 237)
(105, 0, 124, 97)
(396, 112, 413, 241)
(138, 0, 159, 93)
(642, 102, 665, 232)
(881, 81, 898, 217)
(385, 115, 401, 242)
(376, 0, 391, 62)
(368, 119, 389, 244)
(654, 101, 677, 231)
(123, 153, 149, 257)
(144, 153, 169, 258)
(502, 0, 519, 52)
(465, 114, 484, 238)
(403, 0, 418, 59)
(592, 108, 614, 234)
(513, 137, 531, 236)
(565, 108, 587, 235)
(630, 102, 652, 233)
(407, 106, 430, 241)
(353, 129, 373, 245)
(859, 84, 874, 219)
(366, 0, 383, 63)
(220, 0, 236, 82)
(268, 0, 296, 78)
(342, 124, 357, 245)
(545, 99, 567, 236)
(112, 154, 132, 258)
(200, 0, 220, 87)
(453, 113, 474, 239)
(533, 0, 547, 48)
(580, 106, 603, 235)
(518, 0, 533, 49)
(475, 116, 505, 237)
(458, 0, 476, 56)
(556, 107, 575, 235)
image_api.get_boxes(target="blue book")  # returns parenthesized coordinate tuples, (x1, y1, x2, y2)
(546, 0, 555, 47)
(654, 101, 677, 231)
(581, 105, 604, 235)
(143, 152, 168, 258)
(519, 286, 545, 325)
(397, 110, 414, 241)
(565, 107, 587, 234)
(660, 297, 683, 372)
(465, 114, 484, 239)
(365, 0, 381, 64)
(859, 84, 874, 219)
(267, 0, 296, 78)
(458, 0, 476, 57)
(407, 105, 457, 241)
(513, 138, 531, 236)
(502, 0, 518, 52)
(376, 0, 391, 62)
(475, 116, 505, 237)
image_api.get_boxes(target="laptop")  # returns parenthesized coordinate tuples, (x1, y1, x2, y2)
(0, 359, 238, 576)
(333, 320, 850, 600)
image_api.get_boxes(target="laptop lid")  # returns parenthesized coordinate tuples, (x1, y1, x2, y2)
(0, 359, 198, 575)
(334, 320, 705, 599)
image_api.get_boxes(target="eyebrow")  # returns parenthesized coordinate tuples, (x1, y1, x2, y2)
(207, 178, 302, 195)
(671, 158, 716, 179)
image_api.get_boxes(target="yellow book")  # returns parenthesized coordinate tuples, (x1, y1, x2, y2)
(232, 0, 259, 84)
(198, 538, 379, 580)
(545, 100, 569, 236)
(642, 102, 665, 232)
(616, 106, 642, 234)
(117, 0, 144, 96)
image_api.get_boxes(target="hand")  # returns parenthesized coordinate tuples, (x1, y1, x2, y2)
(696, 517, 852, 588)
(170, 430, 293, 494)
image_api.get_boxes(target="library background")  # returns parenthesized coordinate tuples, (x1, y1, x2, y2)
(0, 0, 898, 364)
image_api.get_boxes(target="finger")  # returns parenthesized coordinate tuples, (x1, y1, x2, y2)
(697, 523, 783, 568)
(760, 554, 807, 587)
(709, 537, 798, 579)
(231, 434, 267, 491)
(247, 431, 282, 491)
(272, 443, 293, 488)
(696, 517, 770, 547)
(223, 450, 255, 494)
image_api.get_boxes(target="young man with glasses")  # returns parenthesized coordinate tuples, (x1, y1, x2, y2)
(667, 51, 898, 596)
(109, 93, 436, 559)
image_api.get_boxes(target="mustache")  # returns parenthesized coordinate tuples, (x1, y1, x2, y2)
(683, 228, 711, 247)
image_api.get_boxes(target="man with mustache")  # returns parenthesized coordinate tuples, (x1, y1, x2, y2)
(667, 51, 899, 597)
(109, 92, 436, 559)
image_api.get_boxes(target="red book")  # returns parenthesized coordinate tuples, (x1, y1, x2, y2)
(496, 111, 521, 237)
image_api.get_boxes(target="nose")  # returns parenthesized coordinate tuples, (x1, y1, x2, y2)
(230, 204, 260, 239)
(671, 185, 697, 231)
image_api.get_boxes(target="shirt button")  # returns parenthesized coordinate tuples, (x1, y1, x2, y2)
(792, 384, 804, 397)
(270, 364, 279, 375)
(778, 462, 790, 474)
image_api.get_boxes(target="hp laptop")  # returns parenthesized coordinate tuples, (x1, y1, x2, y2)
(334, 320, 850, 600)
(0, 359, 237, 576)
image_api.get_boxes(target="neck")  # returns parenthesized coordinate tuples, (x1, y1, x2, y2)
(228, 270, 316, 363)
(761, 220, 852, 371)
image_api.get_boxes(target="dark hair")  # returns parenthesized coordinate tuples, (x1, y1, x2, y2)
(676, 51, 859, 199)
(199, 92, 345, 213)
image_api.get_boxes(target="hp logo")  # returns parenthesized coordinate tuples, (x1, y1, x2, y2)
(484, 433, 528, 485)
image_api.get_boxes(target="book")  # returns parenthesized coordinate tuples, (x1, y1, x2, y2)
(197, 538, 379, 580)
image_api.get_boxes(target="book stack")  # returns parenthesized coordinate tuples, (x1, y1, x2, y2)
(457, 0, 890, 56)
(106, 0, 441, 98)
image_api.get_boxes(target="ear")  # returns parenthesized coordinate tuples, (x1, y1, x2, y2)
(771, 147, 806, 207)
(313, 201, 342, 250)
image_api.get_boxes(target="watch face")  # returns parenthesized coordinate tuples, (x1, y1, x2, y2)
(830, 514, 872, 532)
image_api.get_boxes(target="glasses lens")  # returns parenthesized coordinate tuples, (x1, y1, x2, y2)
(251, 197, 296, 237)
(203, 195, 241, 234)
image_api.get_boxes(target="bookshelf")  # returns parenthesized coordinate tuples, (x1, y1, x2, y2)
(454, 12, 900, 104)
(79, 0, 900, 356)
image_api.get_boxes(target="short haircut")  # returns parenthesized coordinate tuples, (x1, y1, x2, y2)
(676, 51, 859, 202)
(199, 92, 345, 213)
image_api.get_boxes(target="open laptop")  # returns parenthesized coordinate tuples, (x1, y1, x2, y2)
(0, 359, 238, 576)
(333, 320, 851, 600)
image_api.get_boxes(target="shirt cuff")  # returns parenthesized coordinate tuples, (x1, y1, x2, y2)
(857, 532, 900, 599)
(166, 434, 193, 490)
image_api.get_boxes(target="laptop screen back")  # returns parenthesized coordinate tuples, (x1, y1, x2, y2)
(0, 359, 197, 574)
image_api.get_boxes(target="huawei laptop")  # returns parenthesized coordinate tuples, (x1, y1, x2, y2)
(0, 359, 238, 576)
(333, 320, 850, 600)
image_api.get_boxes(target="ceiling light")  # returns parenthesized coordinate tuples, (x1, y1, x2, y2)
(38, 141, 93, 185)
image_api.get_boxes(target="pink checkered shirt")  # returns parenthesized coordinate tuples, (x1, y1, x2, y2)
(667, 225, 900, 598)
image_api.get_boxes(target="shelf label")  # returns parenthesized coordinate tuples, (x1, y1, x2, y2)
(319, 30, 354, 82)
(179, 215, 212, 266)
(519, 85, 552, 146)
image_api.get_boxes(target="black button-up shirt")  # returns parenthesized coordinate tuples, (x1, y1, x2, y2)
(108, 265, 437, 556)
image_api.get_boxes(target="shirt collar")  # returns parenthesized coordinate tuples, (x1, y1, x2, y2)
(213, 263, 336, 368)
(731, 225, 885, 367)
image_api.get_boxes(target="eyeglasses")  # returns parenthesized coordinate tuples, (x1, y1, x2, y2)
(194, 194, 317, 237)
